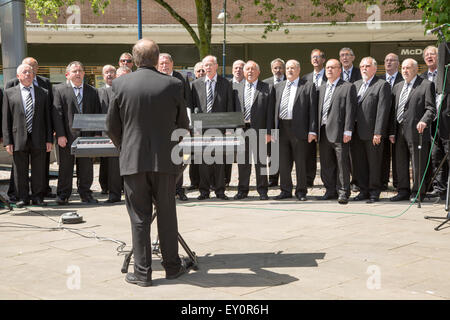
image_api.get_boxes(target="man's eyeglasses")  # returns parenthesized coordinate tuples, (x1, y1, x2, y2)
(120, 59, 132, 63)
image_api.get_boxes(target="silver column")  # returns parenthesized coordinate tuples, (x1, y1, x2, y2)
(0, 0, 27, 86)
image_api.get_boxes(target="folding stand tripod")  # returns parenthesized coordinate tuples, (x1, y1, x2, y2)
(121, 162, 199, 274)
(425, 172, 450, 231)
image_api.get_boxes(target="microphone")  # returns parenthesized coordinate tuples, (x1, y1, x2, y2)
(426, 23, 449, 35)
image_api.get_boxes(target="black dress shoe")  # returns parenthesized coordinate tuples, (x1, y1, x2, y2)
(125, 273, 152, 287)
(176, 193, 189, 201)
(197, 194, 210, 200)
(390, 193, 410, 202)
(259, 193, 269, 200)
(296, 193, 307, 201)
(81, 196, 98, 204)
(15, 200, 30, 208)
(274, 192, 292, 200)
(32, 199, 47, 206)
(338, 195, 349, 204)
(44, 192, 57, 199)
(104, 198, 121, 204)
(56, 197, 69, 205)
(233, 192, 248, 200)
(216, 193, 229, 200)
(366, 197, 380, 203)
(353, 193, 369, 201)
(319, 193, 338, 200)
(166, 265, 187, 280)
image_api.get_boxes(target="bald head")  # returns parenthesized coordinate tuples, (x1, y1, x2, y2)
(132, 39, 160, 68)
(22, 57, 38, 76)
(401, 58, 419, 83)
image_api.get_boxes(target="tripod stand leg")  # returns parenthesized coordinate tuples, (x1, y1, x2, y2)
(178, 232, 198, 270)
(121, 248, 133, 273)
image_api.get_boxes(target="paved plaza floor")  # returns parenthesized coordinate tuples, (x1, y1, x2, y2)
(0, 163, 449, 302)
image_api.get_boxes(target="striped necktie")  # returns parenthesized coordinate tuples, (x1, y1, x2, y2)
(357, 82, 368, 103)
(396, 82, 411, 123)
(321, 83, 334, 125)
(279, 81, 292, 119)
(24, 87, 34, 133)
(244, 82, 253, 121)
(343, 70, 350, 82)
(388, 75, 394, 88)
(76, 87, 83, 113)
(206, 80, 214, 113)
(314, 73, 320, 87)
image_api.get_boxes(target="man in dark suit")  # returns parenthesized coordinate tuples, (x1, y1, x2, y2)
(381, 53, 402, 190)
(191, 55, 235, 200)
(339, 47, 362, 83)
(107, 39, 189, 286)
(351, 57, 391, 203)
(226, 59, 246, 186)
(187, 62, 205, 191)
(302, 49, 328, 187)
(98, 65, 116, 196)
(421, 45, 447, 199)
(158, 53, 192, 201)
(98, 64, 123, 204)
(52, 61, 102, 205)
(5, 57, 55, 201)
(273, 59, 318, 201)
(389, 58, 436, 202)
(318, 59, 357, 204)
(2, 64, 53, 208)
(233, 60, 275, 200)
(263, 58, 286, 188)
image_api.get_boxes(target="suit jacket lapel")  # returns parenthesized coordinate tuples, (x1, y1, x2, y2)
(14, 86, 26, 117)
(252, 81, 261, 107)
(359, 76, 378, 104)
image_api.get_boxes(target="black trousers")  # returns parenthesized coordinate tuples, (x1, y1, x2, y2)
(319, 126, 351, 197)
(99, 157, 109, 192)
(431, 135, 449, 195)
(267, 140, 279, 184)
(188, 164, 200, 187)
(8, 150, 52, 198)
(306, 140, 317, 186)
(107, 157, 123, 200)
(278, 120, 308, 195)
(350, 130, 384, 197)
(13, 136, 46, 202)
(199, 163, 225, 196)
(395, 123, 431, 196)
(237, 126, 268, 195)
(57, 145, 93, 199)
(381, 138, 398, 188)
(123, 172, 181, 281)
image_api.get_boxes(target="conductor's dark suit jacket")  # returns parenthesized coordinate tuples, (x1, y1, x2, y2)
(106, 66, 189, 176)
(2, 85, 52, 151)
(318, 79, 357, 143)
(274, 79, 318, 139)
(389, 76, 436, 143)
(52, 82, 102, 145)
(353, 76, 392, 140)
(191, 75, 234, 113)
(234, 80, 275, 131)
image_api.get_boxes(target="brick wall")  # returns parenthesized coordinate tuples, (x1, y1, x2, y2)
(27, 0, 421, 25)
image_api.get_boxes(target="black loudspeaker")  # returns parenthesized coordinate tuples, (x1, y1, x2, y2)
(436, 41, 450, 94)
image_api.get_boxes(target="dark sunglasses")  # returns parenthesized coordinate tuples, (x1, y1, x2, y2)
(120, 59, 132, 63)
